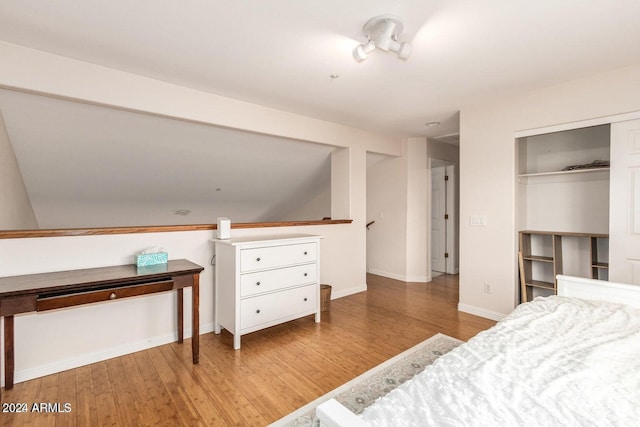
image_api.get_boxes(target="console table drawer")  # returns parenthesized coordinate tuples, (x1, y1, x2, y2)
(240, 284, 317, 330)
(240, 242, 317, 272)
(240, 264, 317, 297)
(37, 279, 174, 311)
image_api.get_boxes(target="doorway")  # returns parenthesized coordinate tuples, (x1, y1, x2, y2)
(430, 159, 457, 277)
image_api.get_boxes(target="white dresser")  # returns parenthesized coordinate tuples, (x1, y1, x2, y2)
(213, 234, 322, 349)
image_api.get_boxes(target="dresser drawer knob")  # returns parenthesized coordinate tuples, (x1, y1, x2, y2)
(304, 251, 308, 255)
(304, 297, 308, 302)
(256, 281, 261, 286)
(256, 257, 261, 262)
(109, 292, 117, 300)
(256, 309, 261, 314)
(304, 273, 308, 277)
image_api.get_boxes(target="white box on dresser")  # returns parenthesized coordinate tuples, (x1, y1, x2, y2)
(212, 234, 323, 349)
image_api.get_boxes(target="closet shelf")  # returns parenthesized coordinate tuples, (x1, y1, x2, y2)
(518, 167, 609, 178)
(526, 280, 555, 291)
(522, 255, 554, 263)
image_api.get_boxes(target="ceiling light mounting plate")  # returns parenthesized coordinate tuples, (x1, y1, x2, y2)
(362, 14, 404, 39)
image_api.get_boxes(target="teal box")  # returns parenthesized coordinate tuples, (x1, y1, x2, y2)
(137, 263, 168, 275)
(135, 252, 168, 267)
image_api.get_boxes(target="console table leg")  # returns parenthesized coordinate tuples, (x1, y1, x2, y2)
(192, 274, 199, 364)
(4, 315, 14, 389)
(177, 289, 184, 344)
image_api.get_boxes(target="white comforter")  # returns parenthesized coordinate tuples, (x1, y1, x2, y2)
(360, 296, 640, 426)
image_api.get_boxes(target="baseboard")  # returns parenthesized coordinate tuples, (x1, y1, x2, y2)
(6, 322, 215, 387)
(457, 303, 506, 322)
(368, 269, 428, 283)
(368, 268, 403, 281)
(332, 284, 367, 299)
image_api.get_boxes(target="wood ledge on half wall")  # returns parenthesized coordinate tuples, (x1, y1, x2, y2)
(0, 219, 353, 239)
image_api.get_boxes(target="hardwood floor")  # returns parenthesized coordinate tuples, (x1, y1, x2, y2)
(1, 274, 496, 426)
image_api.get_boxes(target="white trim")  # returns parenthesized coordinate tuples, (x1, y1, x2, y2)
(557, 275, 640, 308)
(332, 284, 367, 299)
(406, 275, 430, 283)
(368, 268, 407, 281)
(515, 110, 640, 138)
(428, 158, 458, 276)
(367, 269, 428, 283)
(457, 303, 506, 321)
(6, 322, 214, 387)
(316, 399, 369, 427)
(445, 164, 457, 274)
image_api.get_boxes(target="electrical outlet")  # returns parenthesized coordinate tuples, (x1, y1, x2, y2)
(483, 283, 491, 294)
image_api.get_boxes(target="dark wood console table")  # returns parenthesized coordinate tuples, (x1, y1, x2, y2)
(0, 259, 204, 390)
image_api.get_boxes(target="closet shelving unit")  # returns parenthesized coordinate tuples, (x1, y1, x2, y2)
(518, 230, 609, 303)
(517, 124, 611, 304)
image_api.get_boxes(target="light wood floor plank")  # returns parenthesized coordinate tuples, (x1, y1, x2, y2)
(91, 362, 120, 426)
(1, 274, 496, 426)
(74, 365, 98, 427)
(104, 357, 141, 427)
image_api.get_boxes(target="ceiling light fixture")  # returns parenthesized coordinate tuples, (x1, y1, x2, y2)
(353, 15, 412, 62)
(425, 121, 441, 127)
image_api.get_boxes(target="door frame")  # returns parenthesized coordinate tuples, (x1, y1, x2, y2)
(428, 158, 458, 276)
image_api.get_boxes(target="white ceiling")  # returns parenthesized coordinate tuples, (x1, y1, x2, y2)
(1, 1, 640, 228)
(1, 0, 639, 139)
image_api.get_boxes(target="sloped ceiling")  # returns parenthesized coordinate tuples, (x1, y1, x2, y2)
(0, 89, 333, 227)
(1, 1, 639, 228)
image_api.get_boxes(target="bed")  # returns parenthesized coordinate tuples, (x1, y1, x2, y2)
(316, 275, 640, 426)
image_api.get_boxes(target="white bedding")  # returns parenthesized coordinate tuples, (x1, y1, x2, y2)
(359, 296, 640, 426)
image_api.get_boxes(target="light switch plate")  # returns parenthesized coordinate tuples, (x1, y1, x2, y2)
(469, 215, 487, 226)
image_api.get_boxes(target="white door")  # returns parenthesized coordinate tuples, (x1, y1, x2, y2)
(610, 119, 640, 283)
(431, 166, 446, 273)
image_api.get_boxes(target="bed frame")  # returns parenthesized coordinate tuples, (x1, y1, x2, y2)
(315, 275, 640, 427)
(556, 274, 640, 308)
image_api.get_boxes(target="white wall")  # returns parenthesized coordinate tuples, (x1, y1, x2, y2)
(273, 188, 331, 222)
(428, 140, 459, 164)
(459, 64, 640, 320)
(0, 223, 362, 386)
(366, 154, 407, 279)
(405, 138, 429, 282)
(0, 109, 38, 229)
(0, 41, 393, 386)
(366, 138, 428, 282)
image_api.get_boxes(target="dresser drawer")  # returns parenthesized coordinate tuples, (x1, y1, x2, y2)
(240, 264, 317, 297)
(240, 284, 317, 330)
(240, 242, 317, 272)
